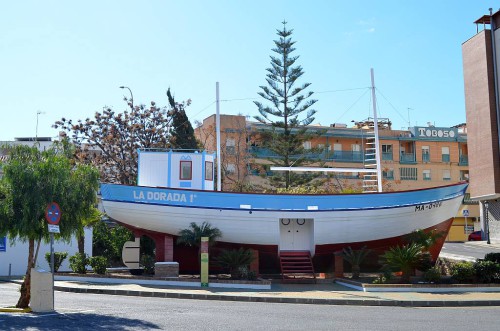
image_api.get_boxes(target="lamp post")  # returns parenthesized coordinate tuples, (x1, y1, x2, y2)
(485, 201, 491, 244)
(35, 110, 46, 143)
(119, 86, 134, 109)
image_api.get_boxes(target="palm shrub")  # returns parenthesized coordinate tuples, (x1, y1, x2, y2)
(44, 252, 68, 272)
(341, 246, 371, 279)
(177, 222, 222, 248)
(69, 253, 88, 274)
(379, 243, 424, 283)
(214, 248, 255, 279)
(88, 256, 108, 275)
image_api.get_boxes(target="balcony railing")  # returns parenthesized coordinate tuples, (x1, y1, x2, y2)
(422, 154, 430, 163)
(382, 152, 393, 161)
(249, 147, 365, 163)
(442, 154, 450, 163)
(459, 155, 469, 166)
(400, 153, 416, 164)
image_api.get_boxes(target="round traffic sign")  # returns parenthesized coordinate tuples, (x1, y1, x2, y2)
(45, 202, 61, 225)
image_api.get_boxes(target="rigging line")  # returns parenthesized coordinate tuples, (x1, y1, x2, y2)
(375, 88, 408, 123)
(333, 88, 371, 123)
(220, 97, 258, 102)
(316, 87, 371, 94)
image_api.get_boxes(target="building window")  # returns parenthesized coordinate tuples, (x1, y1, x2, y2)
(423, 169, 431, 180)
(0, 236, 6, 252)
(226, 138, 236, 155)
(205, 161, 213, 181)
(460, 170, 469, 181)
(303, 141, 312, 150)
(180, 161, 192, 180)
(382, 144, 393, 160)
(383, 169, 394, 180)
(442, 169, 451, 181)
(400, 167, 417, 180)
(422, 146, 430, 162)
(226, 163, 236, 174)
(442, 147, 450, 162)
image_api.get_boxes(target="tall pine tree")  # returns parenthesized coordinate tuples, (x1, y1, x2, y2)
(168, 88, 199, 150)
(254, 21, 319, 189)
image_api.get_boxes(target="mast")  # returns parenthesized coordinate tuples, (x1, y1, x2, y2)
(370, 68, 383, 192)
(216, 82, 222, 191)
(215, 82, 222, 191)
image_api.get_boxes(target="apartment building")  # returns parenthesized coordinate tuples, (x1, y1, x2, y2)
(195, 114, 478, 242)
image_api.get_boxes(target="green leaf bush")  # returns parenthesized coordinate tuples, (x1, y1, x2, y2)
(140, 255, 155, 275)
(89, 256, 108, 275)
(473, 260, 500, 283)
(69, 253, 88, 274)
(450, 261, 475, 283)
(44, 252, 68, 272)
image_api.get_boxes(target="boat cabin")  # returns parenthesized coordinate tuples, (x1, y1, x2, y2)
(137, 149, 216, 190)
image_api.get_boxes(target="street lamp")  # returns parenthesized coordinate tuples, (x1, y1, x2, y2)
(484, 201, 491, 244)
(35, 110, 46, 142)
(119, 86, 134, 109)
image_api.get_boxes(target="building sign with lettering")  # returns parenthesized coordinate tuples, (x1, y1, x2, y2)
(412, 127, 458, 140)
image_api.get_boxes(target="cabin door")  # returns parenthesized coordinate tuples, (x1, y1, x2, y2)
(279, 218, 313, 252)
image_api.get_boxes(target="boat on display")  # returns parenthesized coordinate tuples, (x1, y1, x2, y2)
(101, 178, 467, 260)
(100, 70, 468, 271)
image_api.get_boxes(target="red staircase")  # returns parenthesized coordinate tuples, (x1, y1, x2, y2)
(279, 251, 316, 283)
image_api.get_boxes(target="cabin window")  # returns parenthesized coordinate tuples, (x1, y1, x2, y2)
(180, 161, 192, 180)
(205, 161, 213, 181)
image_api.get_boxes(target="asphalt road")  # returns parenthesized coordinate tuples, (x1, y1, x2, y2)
(1, 282, 499, 331)
(440, 242, 500, 261)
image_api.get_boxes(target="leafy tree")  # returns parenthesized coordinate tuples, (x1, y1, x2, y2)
(0, 145, 99, 308)
(167, 88, 198, 150)
(176, 222, 222, 248)
(92, 220, 134, 266)
(254, 21, 320, 189)
(53, 93, 187, 185)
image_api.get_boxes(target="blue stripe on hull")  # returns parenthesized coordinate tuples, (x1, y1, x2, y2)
(100, 182, 468, 212)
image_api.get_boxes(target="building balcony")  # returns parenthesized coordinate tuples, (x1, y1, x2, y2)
(442, 154, 450, 163)
(399, 153, 416, 164)
(422, 154, 430, 163)
(459, 155, 469, 166)
(325, 151, 364, 163)
(382, 152, 393, 161)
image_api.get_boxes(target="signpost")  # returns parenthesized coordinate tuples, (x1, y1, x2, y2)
(45, 202, 61, 311)
(463, 209, 470, 236)
(200, 237, 209, 287)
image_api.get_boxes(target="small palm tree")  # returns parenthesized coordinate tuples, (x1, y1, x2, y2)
(176, 222, 222, 248)
(214, 248, 255, 279)
(341, 246, 371, 279)
(404, 229, 444, 251)
(379, 243, 424, 283)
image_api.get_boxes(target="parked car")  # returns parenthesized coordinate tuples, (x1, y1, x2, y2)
(468, 230, 482, 241)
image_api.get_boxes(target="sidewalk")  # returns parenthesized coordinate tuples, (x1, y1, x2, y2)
(51, 278, 500, 307)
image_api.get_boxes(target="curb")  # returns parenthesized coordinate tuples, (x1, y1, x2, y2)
(53, 285, 500, 307)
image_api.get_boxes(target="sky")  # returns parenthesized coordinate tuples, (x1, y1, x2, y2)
(0, 1, 496, 140)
